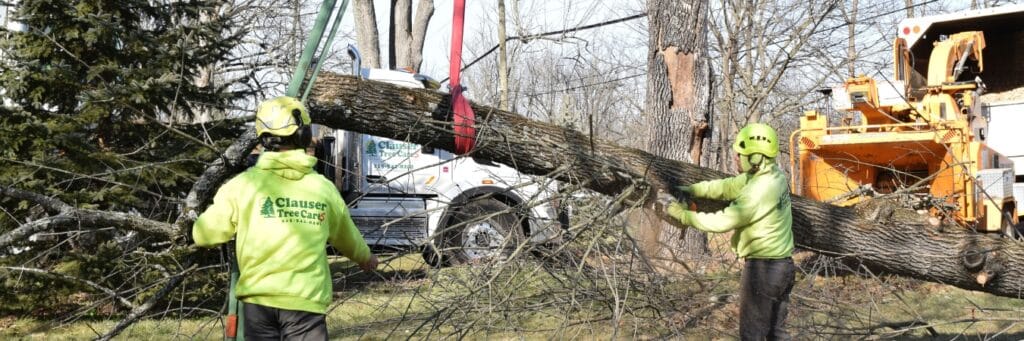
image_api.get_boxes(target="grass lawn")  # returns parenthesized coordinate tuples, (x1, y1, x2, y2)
(2, 253, 1022, 340)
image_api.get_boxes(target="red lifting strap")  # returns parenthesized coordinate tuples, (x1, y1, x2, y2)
(449, 0, 475, 155)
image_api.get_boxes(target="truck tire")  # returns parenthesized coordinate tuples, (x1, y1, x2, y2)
(435, 198, 524, 266)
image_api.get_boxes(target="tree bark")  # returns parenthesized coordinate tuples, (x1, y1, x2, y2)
(307, 74, 1024, 299)
(847, 0, 858, 78)
(353, 0, 381, 68)
(355, 0, 432, 71)
(390, 0, 410, 70)
(643, 0, 712, 263)
(410, 0, 434, 72)
(497, 0, 510, 111)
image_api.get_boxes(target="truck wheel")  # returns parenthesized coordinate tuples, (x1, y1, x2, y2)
(439, 198, 524, 265)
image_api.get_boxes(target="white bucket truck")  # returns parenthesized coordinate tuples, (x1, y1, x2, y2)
(312, 47, 566, 266)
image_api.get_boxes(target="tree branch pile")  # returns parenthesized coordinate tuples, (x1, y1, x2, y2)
(308, 73, 1024, 299)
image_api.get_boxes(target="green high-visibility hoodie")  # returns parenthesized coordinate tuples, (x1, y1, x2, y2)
(672, 163, 794, 259)
(193, 149, 370, 314)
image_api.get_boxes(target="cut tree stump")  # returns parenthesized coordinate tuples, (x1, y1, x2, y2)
(308, 73, 1024, 299)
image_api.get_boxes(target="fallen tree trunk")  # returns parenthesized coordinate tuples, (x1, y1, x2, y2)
(309, 73, 1024, 299)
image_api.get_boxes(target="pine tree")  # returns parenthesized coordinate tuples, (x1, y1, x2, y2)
(0, 0, 248, 314)
(366, 139, 378, 156)
(261, 197, 275, 217)
(0, 0, 245, 214)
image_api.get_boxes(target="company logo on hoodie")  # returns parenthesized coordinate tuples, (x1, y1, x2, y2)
(261, 197, 328, 225)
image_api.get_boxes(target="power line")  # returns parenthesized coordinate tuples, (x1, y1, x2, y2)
(731, 0, 941, 55)
(449, 0, 941, 93)
(822, 0, 942, 33)
(441, 12, 648, 84)
(525, 73, 644, 97)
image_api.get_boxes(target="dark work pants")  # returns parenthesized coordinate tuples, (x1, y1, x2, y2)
(740, 258, 796, 341)
(244, 303, 328, 341)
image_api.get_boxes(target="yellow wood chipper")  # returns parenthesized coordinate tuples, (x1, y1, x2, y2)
(791, 5, 1024, 237)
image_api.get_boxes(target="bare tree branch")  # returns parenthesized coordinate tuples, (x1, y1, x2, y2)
(95, 263, 195, 341)
(0, 186, 73, 215)
(0, 206, 175, 250)
(174, 130, 259, 232)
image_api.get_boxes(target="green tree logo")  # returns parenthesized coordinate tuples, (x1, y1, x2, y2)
(261, 197, 275, 218)
(366, 140, 378, 156)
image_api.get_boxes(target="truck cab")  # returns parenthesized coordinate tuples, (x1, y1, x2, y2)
(314, 66, 566, 265)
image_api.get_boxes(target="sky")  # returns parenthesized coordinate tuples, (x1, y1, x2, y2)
(0, 0, 648, 116)
(336, 0, 646, 79)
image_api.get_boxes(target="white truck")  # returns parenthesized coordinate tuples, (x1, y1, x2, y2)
(983, 95, 1024, 224)
(312, 48, 566, 265)
(896, 4, 1024, 226)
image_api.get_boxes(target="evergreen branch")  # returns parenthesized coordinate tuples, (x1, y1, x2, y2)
(0, 266, 136, 310)
(54, 159, 200, 186)
(0, 158, 182, 203)
(127, 108, 222, 155)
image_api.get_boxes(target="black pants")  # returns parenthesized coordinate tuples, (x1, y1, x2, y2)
(244, 303, 328, 341)
(740, 258, 796, 341)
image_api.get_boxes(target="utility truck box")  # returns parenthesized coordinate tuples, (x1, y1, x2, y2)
(318, 67, 566, 265)
(981, 95, 1024, 216)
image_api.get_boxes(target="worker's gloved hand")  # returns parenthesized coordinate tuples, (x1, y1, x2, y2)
(359, 254, 379, 272)
(672, 185, 694, 202)
(666, 201, 694, 227)
(655, 191, 677, 209)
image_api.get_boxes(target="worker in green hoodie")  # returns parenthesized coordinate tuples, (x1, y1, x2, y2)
(659, 123, 795, 340)
(193, 96, 378, 340)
